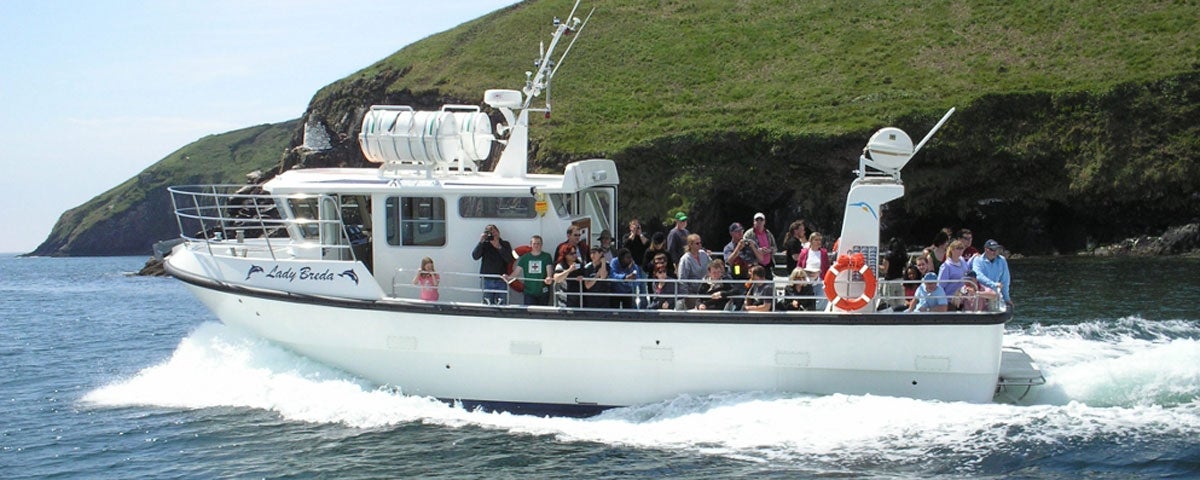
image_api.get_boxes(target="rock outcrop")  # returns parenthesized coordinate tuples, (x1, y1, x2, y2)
(1087, 223, 1200, 257)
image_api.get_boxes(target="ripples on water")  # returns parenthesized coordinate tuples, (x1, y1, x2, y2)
(2, 255, 1199, 478)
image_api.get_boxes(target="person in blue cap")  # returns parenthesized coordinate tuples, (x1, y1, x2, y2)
(908, 272, 949, 312)
(972, 239, 1012, 307)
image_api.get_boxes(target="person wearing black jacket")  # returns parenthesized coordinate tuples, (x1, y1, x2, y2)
(471, 224, 514, 305)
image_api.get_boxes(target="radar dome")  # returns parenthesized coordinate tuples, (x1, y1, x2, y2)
(865, 127, 914, 172)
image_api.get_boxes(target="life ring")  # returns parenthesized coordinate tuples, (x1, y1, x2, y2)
(507, 244, 531, 293)
(823, 252, 878, 311)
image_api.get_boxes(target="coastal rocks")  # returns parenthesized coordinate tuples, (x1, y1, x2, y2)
(1087, 223, 1200, 256)
(136, 257, 167, 276)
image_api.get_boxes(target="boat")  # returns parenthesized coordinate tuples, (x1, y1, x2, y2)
(164, 2, 1043, 416)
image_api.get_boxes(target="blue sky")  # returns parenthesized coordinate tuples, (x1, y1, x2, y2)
(0, 0, 515, 254)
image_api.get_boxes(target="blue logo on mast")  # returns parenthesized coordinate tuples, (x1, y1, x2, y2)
(849, 201, 878, 220)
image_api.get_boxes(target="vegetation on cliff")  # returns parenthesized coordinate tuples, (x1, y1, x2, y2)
(36, 0, 1200, 255)
(31, 122, 295, 256)
(292, 0, 1199, 253)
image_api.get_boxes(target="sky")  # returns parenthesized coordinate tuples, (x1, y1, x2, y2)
(0, 0, 516, 254)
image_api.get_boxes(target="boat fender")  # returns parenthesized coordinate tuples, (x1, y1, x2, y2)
(507, 244, 531, 293)
(823, 252, 877, 311)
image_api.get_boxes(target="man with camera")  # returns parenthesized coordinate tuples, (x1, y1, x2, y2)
(471, 224, 514, 305)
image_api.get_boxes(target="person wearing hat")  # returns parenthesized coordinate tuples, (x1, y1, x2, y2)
(743, 212, 778, 268)
(641, 231, 671, 276)
(597, 229, 616, 264)
(581, 244, 612, 309)
(666, 211, 690, 266)
(723, 222, 757, 279)
(907, 271, 949, 312)
(972, 239, 1012, 306)
(956, 270, 998, 312)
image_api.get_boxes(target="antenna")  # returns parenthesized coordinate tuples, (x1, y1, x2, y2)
(912, 107, 955, 157)
(549, 7, 595, 80)
(521, 0, 591, 110)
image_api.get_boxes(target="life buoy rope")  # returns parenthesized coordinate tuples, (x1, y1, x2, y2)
(823, 252, 877, 311)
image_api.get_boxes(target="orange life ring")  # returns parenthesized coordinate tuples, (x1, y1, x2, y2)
(507, 244, 531, 293)
(823, 252, 878, 311)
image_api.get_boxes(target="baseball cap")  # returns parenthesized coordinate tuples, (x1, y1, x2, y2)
(923, 272, 938, 282)
(753, 212, 766, 220)
(674, 211, 688, 221)
(984, 239, 1002, 250)
(729, 222, 744, 233)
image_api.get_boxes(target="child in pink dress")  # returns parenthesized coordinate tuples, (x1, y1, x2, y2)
(412, 257, 440, 301)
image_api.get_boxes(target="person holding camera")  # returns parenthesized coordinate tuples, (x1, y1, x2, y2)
(411, 256, 440, 301)
(723, 222, 757, 280)
(471, 224, 513, 305)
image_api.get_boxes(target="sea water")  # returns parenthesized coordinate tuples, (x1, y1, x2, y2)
(1, 254, 1198, 478)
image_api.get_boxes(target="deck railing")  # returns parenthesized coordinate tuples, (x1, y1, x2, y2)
(168, 185, 357, 262)
(389, 269, 1000, 313)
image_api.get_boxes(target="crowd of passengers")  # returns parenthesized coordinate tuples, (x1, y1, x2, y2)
(466, 213, 1013, 313)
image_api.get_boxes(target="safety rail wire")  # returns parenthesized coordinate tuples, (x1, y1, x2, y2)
(388, 270, 998, 313)
(168, 185, 356, 262)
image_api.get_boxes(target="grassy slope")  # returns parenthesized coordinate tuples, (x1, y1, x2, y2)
(32, 121, 295, 256)
(336, 0, 1198, 157)
(36, 0, 1200, 255)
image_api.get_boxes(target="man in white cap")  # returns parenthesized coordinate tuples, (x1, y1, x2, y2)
(743, 212, 777, 269)
(972, 239, 1012, 306)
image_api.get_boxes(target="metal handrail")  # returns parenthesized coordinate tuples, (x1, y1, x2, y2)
(386, 270, 1003, 314)
(168, 185, 357, 262)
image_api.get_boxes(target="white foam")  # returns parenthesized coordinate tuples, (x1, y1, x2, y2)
(1005, 317, 1200, 406)
(83, 320, 1200, 464)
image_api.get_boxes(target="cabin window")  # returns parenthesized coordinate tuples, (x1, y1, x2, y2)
(385, 196, 446, 246)
(549, 193, 575, 218)
(286, 197, 324, 239)
(458, 196, 537, 219)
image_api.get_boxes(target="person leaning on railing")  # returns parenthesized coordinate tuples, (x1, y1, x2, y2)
(648, 264, 680, 310)
(907, 272, 949, 312)
(742, 265, 774, 312)
(697, 259, 740, 311)
(582, 245, 611, 309)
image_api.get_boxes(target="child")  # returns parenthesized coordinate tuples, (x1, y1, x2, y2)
(412, 257, 440, 301)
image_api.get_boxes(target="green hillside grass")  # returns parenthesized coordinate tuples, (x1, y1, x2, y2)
(34, 0, 1200, 255)
(333, 0, 1198, 157)
(32, 121, 295, 256)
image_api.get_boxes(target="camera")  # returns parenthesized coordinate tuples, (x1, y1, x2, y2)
(485, 231, 495, 241)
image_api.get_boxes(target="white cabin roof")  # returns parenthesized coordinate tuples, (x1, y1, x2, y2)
(263, 159, 619, 196)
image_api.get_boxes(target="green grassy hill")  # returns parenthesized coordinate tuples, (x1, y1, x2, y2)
(35, 0, 1200, 255)
(31, 121, 295, 256)
(334, 0, 1196, 152)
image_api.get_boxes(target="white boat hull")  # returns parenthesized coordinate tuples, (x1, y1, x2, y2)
(173, 268, 1005, 412)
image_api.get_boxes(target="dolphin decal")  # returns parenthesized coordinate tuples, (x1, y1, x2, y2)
(339, 269, 360, 285)
(245, 265, 264, 280)
(849, 201, 878, 221)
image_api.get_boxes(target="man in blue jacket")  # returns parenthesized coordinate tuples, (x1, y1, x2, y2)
(608, 248, 644, 309)
(972, 239, 1012, 306)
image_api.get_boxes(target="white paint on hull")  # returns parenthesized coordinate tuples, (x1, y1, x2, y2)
(182, 282, 1004, 407)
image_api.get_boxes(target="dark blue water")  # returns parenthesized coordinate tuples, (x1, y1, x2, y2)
(2, 254, 1198, 478)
